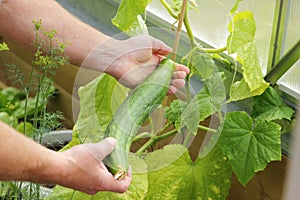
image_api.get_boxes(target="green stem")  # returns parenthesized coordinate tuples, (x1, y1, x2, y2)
(198, 46, 227, 53)
(160, 0, 178, 19)
(183, 10, 196, 46)
(198, 125, 217, 133)
(136, 128, 178, 155)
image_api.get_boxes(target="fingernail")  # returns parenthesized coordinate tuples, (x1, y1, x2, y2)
(106, 137, 117, 146)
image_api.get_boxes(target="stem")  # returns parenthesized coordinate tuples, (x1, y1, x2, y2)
(160, 0, 178, 19)
(171, 0, 188, 60)
(183, 11, 196, 46)
(198, 46, 227, 53)
(136, 129, 178, 154)
(198, 125, 217, 133)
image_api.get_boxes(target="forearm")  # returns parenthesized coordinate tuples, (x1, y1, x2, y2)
(0, 0, 110, 67)
(0, 121, 63, 184)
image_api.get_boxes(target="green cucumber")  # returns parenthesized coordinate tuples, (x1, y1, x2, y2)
(104, 58, 175, 179)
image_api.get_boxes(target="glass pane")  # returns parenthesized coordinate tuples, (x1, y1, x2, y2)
(280, 0, 300, 56)
(278, 60, 300, 100)
(277, 0, 300, 99)
(148, 0, 276, 75)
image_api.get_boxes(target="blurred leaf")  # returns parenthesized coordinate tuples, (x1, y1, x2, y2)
(252, 87, 294, 121)
(191, 53, 218, 80)
(218, 111, 281, 185)
(112, 0, 152, 32)
(181, 72, 226, 134)
(73, 74, 127, 143)
(229, 42, 269, 102)
(144, 144, 232, 199)
(0, 112, 18, 128)
(227, 11, 256, 54)
(16, 122, 35, 137)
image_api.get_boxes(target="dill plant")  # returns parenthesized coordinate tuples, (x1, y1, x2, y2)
(0, 19, 69, 200)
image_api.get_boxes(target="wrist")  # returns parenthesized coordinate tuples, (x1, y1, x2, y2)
(24, 150, 68, 185)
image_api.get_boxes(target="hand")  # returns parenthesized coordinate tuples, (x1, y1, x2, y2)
(56, 138, 131, 195)
(82, 35, 190, 94)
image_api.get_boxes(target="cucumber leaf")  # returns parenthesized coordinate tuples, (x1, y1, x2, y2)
(228, 42, 269, 102)
(112, 0, 152, 32)
(252, 87, 294, 121)
(72, 74, 127, 143)
(46, 154, 148, 200)
(218, 111, 281, 185)
(181, 72, 226, 134)
(227, 11, 256, 54)
(191, 53, 219, 80)
(144, 144, 232, 199)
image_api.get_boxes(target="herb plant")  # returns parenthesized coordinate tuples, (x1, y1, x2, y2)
(0, 20, 68, 200)
(47, 0, 295, 199)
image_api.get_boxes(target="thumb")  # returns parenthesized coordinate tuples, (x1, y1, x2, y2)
(84, 137, 117, 161)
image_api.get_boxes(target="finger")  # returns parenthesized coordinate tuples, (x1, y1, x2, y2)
(172, 71, 187, 79)
(150, 37, 172, 55)
(83, 137, 117, 161)
(167, 85, 177, 95)
(108, 170, 132, 193)
(171, 79, 185, 90)
(175, 63, 190, 75)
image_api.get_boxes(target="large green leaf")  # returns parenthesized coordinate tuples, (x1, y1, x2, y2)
(181, 72, 226, 134)
(191, 53, 219, 80)
(229, 42, 269, 102)
(227, 11, 256, 54)
(237, 42, 269, 93)
(72, 74, 127, 143)
(112, 0, 152, 32)
(46, 154, 148, 200)
(144, 144, 232, 199)
(218, 111, 281, 185)
(252, 87, 294, 121)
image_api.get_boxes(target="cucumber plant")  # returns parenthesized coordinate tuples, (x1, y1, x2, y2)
(48, 0, 295, 199)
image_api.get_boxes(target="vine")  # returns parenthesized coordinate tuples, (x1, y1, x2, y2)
(48, 0, 295, 199)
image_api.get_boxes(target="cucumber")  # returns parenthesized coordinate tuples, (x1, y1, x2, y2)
(104, 58, 175, 179)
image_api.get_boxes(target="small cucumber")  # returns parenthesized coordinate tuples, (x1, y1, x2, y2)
(104, 58, 175, 179)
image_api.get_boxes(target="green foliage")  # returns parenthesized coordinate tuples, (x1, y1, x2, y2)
(191, 53, 219, 80)
(0, 19, 69, 199)
(165, 99, 187, 129)
(252, 87, 294, 121)
(72, 73, 128, 143)
(16, 122, 35, 137)
(144, 144, 232, 200)
(112, 0, 152, 33)
(0, 42, 9, 51)
(228, 42, 269, 102)
(218, 111, 281, 185)
(50, 1, 294, 199)
(227, 10, 269, 102)
(227, 11, 256, 54)
(181, 72, 226, 134)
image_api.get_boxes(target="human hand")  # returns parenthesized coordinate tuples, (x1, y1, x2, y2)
(82, 35, 190, 94)
(56, 138, 131, 195)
